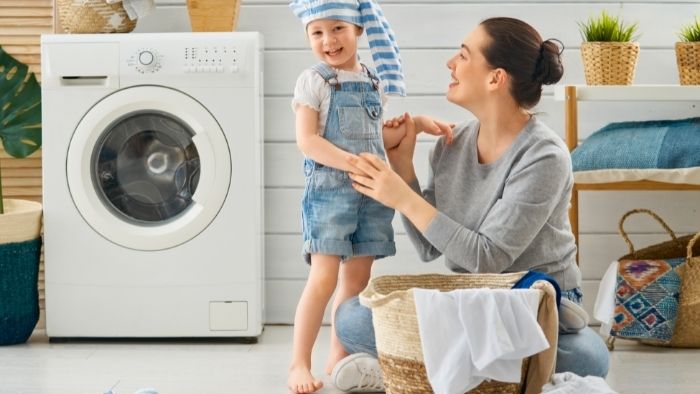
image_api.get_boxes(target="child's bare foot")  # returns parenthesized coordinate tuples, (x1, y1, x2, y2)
(288, 365, 323, 393)
(325, 346, 349, 375)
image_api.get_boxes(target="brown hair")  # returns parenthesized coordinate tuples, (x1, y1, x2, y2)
(479, 17, 564, 109)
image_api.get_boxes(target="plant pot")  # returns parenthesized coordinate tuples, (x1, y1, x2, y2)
(187, 0, 242, 32)
(581, 41, 640, 85)
(56, 0, 136, 33)
(0, 199, 42, 346)
(676, 42, 700, 85)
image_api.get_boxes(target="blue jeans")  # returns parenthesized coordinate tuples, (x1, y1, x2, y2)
(335, 288, 610, 378)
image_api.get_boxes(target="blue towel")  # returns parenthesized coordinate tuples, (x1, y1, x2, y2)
(512, 270, 561, 308)
(572, 117, 700, 171)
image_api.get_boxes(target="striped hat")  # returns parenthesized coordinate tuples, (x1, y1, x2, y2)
(289, 0, 405, 96)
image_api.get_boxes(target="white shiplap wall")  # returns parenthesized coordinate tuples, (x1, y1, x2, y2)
(136, 0, 700, 323)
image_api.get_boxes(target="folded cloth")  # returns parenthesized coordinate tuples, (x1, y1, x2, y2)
(541, 372, 617, 393)
(558, 298, 590, 334)
(593, 261, 619, 337)
(106, 0, 155, 20)
(414, 288, 549, 394)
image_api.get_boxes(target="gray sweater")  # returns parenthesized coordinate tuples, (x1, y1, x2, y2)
(403, 116, 581, 290)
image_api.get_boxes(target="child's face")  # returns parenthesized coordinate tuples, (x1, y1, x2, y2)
(306, 19, 362, 71)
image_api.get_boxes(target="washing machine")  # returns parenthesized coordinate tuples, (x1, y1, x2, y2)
(41, 32, 264, 338)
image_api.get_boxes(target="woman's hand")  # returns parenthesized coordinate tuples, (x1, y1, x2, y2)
(347, 153, 414, 211)
(347, 152, 438, 231)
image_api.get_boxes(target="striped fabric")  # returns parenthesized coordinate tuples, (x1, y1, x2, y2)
(289, 0, 405, 96)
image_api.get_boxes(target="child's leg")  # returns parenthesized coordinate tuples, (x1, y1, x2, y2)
(288, 254, 341, 394)
(325, 255, 374, 375)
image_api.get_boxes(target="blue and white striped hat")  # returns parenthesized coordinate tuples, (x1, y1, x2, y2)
(289, 0, 406, 96)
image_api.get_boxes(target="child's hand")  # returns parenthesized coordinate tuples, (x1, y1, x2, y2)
(383, 114, 406, 129)
(415, 115, 455, 145)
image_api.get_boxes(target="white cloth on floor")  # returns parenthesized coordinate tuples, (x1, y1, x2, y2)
(541, 372, 618, 393)
(414, 288, 549, 394)
(593, 261, 619, 337)
(106, 0, 155, 20)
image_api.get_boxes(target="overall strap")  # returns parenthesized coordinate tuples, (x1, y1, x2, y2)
(311, 63, 339, 89)
(361, 63, 381, 91)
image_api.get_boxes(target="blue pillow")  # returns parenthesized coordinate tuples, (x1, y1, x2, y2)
(572, 117, 700, 171)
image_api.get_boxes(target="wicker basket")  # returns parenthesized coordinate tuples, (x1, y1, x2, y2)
(359, 273, 558, 394)
(187, 0, 242, 32)
(581, 41, 640, 85)
(57, 0, 136, 34)
(613, 209, 700, 349)
(675, 42, 700, 85)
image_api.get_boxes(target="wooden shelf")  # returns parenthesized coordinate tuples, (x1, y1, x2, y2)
(558, 85, 700, 263)
(554, 85, 700, 102)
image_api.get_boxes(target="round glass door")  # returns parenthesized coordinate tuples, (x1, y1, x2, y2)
(93, 111, 201, 224)
(67, 86, 231, 251)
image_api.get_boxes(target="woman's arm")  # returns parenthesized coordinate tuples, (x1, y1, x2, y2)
(296, 105, 358, 172)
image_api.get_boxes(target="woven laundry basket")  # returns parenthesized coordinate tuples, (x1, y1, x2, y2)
(676, 42, 700, 85)
(581, 41, 639, 85)
(359, 273, 558, 394)
(57, 0, 136, 33)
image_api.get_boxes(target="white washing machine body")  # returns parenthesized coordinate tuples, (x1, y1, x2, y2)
(41, 32, 264, 338)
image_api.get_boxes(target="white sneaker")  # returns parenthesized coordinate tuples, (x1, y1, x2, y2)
(331, 353, 385, 393)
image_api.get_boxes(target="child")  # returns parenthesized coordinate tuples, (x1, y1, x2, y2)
(288, 1, 453, 392)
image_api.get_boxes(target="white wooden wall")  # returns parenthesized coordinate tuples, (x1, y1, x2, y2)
(136, 0, 700, 323)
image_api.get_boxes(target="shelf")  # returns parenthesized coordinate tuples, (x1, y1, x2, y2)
(554, 85, 700, 102)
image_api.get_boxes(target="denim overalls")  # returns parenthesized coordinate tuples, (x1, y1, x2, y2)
(301, 63, 396, 264)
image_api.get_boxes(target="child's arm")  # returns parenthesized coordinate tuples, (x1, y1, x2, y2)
(383, 113, 454, 150)
(295, 105, 358, 172)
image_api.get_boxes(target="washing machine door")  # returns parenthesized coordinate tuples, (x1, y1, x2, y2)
(67, 86, 231, 250)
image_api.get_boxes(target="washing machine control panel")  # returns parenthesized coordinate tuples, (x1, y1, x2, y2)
(183, 45, 240, 74)
(127, 48, 163, 73)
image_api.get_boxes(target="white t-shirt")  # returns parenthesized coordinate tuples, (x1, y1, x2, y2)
(291, 66, 388, 137)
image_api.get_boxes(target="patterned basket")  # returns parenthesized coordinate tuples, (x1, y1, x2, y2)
(359, 273, 558, 394)
(57, 0, 136, 33)
(611, 209, 700, 349)
(581, 41, 640, 85)
(675, 42, 700, 85)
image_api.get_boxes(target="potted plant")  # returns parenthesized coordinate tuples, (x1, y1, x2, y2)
(578, 10, 640, 85)
(0, 46, 43, 345)
(676, 17, 700, 85)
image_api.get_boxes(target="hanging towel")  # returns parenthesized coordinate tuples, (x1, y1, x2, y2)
(414, 288, 549, 394)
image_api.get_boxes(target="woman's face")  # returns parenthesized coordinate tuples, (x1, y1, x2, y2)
(306, 19, 362, 71)
(446, 26, 495, 108)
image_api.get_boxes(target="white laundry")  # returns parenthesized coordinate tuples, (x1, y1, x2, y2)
(541, 372, 618, 393)
(106, 0, 155, 20)
(593, 261, 619, 337)
(414, 288, 549, 394)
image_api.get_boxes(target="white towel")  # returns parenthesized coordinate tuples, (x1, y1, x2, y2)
(106, 0, 155, 20)
(414, 288, 549, 394)
(541, 372, 618, 393)
(593, 261, 619, 337)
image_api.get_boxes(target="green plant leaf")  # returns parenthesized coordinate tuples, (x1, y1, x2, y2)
(578, 10, 640, 42)
(679, 17, 700, 42)
(0, 46, 42, 159)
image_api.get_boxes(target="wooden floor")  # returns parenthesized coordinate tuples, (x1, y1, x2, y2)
(1, 326, 699, 393)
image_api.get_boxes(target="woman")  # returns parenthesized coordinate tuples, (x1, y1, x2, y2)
(329, 17, 610, 392)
